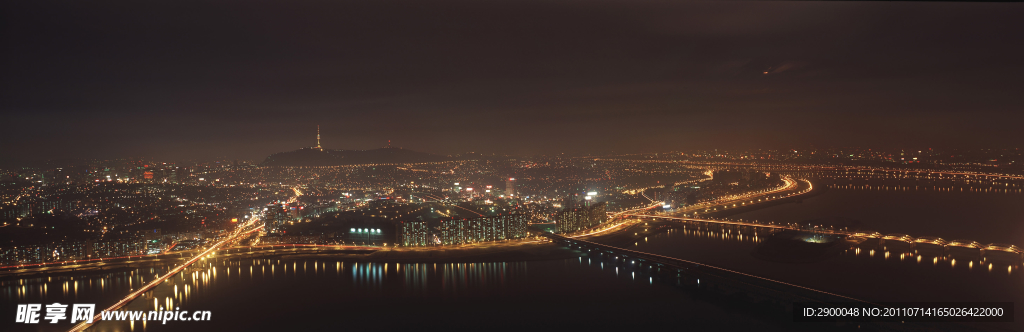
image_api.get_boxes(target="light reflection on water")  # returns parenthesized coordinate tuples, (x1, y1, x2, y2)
(76, 256, 680, 332)
(2, 259, 539, 331)
(1, 267, 172, 306)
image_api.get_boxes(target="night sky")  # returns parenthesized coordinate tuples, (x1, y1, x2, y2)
(2, 0, 1023, 164)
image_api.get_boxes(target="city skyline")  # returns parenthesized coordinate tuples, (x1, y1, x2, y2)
(3, 123, 1022, 167)
(3, 1, 1024, 331)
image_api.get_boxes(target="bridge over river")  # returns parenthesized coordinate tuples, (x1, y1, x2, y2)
(544, 231, 868, 305)
(620, 214, 1024, 263)
(544, 231, 992, 330)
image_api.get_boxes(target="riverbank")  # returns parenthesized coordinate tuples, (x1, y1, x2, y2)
(704, 179, 825, 219)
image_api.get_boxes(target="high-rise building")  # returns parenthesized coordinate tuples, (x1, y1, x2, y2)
(505, 178, 516, 197)
(555, 202, 607, 234)
(264, 203, 292, 233)
(399, 221, 429, 246)
(437, 214, 529, 245)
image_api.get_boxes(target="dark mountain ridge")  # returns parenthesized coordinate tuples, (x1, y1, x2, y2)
(261, 147, 449, 166)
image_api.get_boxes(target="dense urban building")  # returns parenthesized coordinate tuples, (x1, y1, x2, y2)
(555, 202, 607, 234)
(398, 213, 528, 246)
(3, 147, 1021, 265)
(505, 177, 516, 197)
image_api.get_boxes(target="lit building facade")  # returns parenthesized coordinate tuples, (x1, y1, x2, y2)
(398, 214, 528, 246)
(263, 202, 294, 233)
(555, 202, 607, 234)
(399, 221, 430, 246)
(505, 178, 516, 197)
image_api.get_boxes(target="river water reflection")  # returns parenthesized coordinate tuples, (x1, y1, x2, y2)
(5, 256, 791, 332)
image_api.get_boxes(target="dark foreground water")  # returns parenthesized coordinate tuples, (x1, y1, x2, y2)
(5, 258, 793, 332)
(4, 180, 1024, 331)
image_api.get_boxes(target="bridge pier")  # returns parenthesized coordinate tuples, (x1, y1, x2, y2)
(677, 273, 699, 286)
(546, 231, 873, 317)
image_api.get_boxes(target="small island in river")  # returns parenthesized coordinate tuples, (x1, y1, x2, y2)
(751, 230, 855, 263)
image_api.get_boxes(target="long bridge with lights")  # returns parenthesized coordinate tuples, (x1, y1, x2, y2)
(542, 232, 871, 306)
(672, 161, 1024, 180)
(68, 210, 271, 332)
(544, 230, 998, 330)
(620, 214, 1024, 262)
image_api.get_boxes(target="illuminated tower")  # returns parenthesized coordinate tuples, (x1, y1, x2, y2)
(316, 125, 322, 150)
